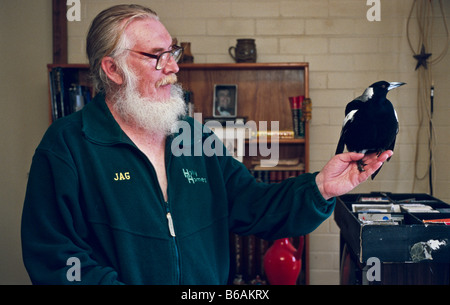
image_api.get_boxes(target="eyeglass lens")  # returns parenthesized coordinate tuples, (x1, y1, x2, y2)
(156, 48, 183, 70)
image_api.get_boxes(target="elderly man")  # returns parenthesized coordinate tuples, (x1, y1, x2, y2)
(22, 4, 392, 284)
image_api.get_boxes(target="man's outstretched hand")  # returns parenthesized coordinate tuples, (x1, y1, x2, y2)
(315, 151, 394, 200)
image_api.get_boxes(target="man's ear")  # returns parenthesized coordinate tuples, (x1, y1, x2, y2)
(101, 56, 124, 85)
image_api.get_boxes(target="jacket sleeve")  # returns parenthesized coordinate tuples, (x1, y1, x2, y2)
(21, 149, 123, 285)
(222, 156, 336, 240)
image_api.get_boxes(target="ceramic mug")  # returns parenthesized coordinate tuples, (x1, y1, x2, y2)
(229, 39, 257, 63)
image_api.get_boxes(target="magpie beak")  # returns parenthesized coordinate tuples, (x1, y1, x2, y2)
(388, 82, 406, 91)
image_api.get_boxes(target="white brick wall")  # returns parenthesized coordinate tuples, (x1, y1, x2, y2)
(68, 0, 450, 285)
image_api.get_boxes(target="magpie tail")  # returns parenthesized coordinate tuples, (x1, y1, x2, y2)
(371, 165, 383, 180)
(335, 135, 345, 155)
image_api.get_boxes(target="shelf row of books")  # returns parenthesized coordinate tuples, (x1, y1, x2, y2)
(250, 169, 305, 184)
(49, 67, 92, 121)
(250, 157, 305, 182)
(219, 94, 309, 140)
(204, 99, 309, 141)
(229, 233, 269, 285)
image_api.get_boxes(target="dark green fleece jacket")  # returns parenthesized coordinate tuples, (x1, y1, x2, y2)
(21, 93, 335, 285)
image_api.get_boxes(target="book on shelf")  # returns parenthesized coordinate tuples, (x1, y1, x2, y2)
(252, 130, 295, 140)
(289, 95, 305, 138)
(49, 67, 92, 121)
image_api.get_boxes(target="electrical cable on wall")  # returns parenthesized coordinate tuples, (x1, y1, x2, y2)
(406, 0, 449, 196)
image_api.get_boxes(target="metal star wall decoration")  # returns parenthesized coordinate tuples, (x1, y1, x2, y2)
(413, 44, 432, 70)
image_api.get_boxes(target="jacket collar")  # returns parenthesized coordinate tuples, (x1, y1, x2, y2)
(81, 92, 134, 146)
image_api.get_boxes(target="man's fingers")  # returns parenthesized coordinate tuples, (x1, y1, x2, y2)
(361, 151, 394, 163)
(378, 150, 394, 162)
(337, 151, 393, 168)
(339, 152, 365, 162)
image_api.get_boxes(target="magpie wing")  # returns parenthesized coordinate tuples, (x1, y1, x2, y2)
(345, 99, 363, 115)
(335, 130, 346, 155)
(335, 108, 358, 155)
(336, 99, 363, 155)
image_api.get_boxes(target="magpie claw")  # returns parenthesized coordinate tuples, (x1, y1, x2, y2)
(357, 160, 367, 172)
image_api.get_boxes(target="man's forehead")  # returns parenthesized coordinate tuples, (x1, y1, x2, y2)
(124, 18, 172, 51)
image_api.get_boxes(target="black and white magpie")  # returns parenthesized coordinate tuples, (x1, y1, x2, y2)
(335, 81, 405, 179)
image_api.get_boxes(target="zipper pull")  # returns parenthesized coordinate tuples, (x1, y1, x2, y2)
(166, 212, 176, 237)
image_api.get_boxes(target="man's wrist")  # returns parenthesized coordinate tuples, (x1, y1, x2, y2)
(315, 171, 331, 201)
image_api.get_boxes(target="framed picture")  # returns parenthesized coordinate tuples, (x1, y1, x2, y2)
(213, 84, 237, 118)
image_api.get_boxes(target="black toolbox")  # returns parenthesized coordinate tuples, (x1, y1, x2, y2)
(335, 192, 450, 264)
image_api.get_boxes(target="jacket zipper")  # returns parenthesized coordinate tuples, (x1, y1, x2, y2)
(163, 144, 181, 284)
(166, 210, 176, 237)
(164, 200, 180, 284)
(126, 135, 181, 283)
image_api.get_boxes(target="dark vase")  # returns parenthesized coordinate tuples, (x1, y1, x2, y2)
(180, 42, 194, 63)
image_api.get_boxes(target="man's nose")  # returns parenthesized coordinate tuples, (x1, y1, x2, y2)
(163, 55, 179, 74)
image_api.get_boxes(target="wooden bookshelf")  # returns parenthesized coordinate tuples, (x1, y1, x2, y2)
(47, 64, 91, 123)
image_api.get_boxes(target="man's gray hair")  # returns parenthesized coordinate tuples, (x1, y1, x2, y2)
(86, 4, 159, 94)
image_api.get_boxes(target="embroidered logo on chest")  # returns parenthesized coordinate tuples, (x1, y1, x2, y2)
(182, 168, 207, 184)
(114, 172, 131, 181)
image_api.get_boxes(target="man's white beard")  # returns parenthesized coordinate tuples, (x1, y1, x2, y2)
(112, 75, 187, 136)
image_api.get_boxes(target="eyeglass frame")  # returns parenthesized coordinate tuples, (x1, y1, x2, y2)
(125, 45, 184, 70)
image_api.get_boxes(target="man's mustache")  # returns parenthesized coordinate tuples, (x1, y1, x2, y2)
(156, 74, 177, 88)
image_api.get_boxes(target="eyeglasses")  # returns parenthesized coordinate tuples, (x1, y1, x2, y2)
(126, 45, 184, 70)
